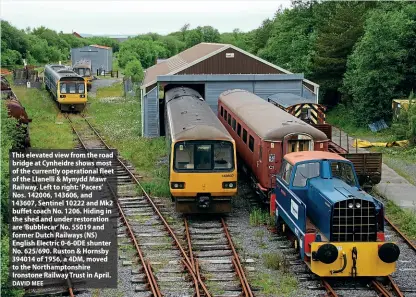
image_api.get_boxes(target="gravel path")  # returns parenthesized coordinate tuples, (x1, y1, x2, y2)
(89, 78, 122, 97)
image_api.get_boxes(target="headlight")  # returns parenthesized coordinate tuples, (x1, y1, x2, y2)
(60, 95, 66, 98)
(348, 202, 354, 209)
(170, 182, 185, 189)
(355, 202, 361, 208)
(222, 182, 236, 189)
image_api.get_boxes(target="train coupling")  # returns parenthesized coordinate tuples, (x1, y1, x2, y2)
(198, 195, 211, 208)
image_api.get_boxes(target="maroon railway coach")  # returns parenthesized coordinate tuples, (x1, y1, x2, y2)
(218, 89, 329, 203)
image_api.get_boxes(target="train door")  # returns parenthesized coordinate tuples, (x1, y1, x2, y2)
(285, 134, 313, 155)
(265, 141, 281, 189)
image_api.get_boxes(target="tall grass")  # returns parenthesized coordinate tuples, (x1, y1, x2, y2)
(11, 85, 74, 149)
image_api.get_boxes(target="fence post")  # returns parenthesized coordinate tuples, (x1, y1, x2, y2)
(117, 71, 118, 78)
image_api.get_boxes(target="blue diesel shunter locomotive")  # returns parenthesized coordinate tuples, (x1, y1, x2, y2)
(274, 151, 400, 277)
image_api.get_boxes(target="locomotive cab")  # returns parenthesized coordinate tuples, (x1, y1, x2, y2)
(274, 151, 400, 277)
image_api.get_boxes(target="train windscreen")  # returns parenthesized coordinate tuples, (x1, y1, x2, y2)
(74, 68, 91, 77)
(174, 141, 234, 172)
(60, 81, 85, 94)
(330, 161, 357, 186)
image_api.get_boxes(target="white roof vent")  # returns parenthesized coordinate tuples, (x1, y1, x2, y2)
(226, 53, 234, 58)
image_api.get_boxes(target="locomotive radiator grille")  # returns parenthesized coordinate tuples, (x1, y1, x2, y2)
(331, 199, 377, 242)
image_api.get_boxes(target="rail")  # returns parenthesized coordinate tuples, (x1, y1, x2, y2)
(66, 115, 162, 297)
(221, 218, 254, 297)
(321, 279, 338, 297)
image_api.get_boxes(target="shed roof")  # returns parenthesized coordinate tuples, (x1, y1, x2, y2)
(90, 44, 111, 49)
(268, 92, 316, 108)
(141, 42, 319, 90)
(219, 89, 328, 141)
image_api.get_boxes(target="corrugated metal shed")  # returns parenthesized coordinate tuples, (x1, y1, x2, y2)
(142, 74, 313, 138)
(71, 45, 113, 73)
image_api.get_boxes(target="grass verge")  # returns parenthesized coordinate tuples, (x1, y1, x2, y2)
(252, 272, 297, 297)
(11, 85, 75, 149)
(86, 83, 170, 197)
(383, 199, 416, 240)
(96, 82, 124, 98)
(250, 208, 275, 227)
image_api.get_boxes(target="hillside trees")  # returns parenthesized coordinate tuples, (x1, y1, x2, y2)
(343, 3, 416, 125)
(310, 1, 375, 105)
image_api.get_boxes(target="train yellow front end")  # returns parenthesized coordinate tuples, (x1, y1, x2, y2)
(310, 241, 398, 277)
(165, 87, 238, 214)
(169, 139, 237, 213)
(57, 78, 87, 111)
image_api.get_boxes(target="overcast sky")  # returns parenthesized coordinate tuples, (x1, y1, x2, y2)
(1, 0, 292, 35)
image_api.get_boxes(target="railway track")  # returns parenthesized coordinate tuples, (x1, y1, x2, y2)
(65, 114, 254, 296)
(185, 217, 254, 297)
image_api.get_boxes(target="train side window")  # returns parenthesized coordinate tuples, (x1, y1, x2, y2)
(227, 114, 231, 125)
(242, 129, 247, 143)
(224, 110, 227, 120)
(220, 106, 223, 117)
(293, 162, 320, 187)
(282, 162, 293, 185)
(248, 135, 254, 152)
(232, 118, 236, 131)
(237, 123, 241, 137)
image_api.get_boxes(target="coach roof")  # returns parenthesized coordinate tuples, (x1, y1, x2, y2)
(166, 87, 233, 142)
(219, 89, 328, 141)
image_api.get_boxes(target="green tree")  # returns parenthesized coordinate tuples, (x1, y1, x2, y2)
(343, 4, 416, 125)
(200, 26, 220, 43)
(310, 1, 374, 105)
(258, 6, 316, 75)
(1, 20, 28, 58)
(0, 49, 22, 66)
(180, 23, 190, 41)
(124, 59, 144, 83)
(185, 28, 203, 48)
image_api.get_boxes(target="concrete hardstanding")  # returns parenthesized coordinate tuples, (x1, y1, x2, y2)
(71, 45, 113, 73)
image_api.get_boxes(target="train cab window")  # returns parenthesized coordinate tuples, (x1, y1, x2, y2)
(288, 139, 311, 153)
(280, 162, 293, 185)
(300, 107, 311, 121)
(232, 118, 236, 131)
(195, 145, 212, 170)
(85, 68, 91, 76)
(227, 114, 231, 125)
(248, 135, 254, 152)
(237, 123, 241, 137)
(292, 162, 320, 187)
(175, 143, 195, 170)
(78, 83, 85, 94)
(242, 129, 247, 143)
(220, 106, 224, 117)
(224, 110, 227, 120)
(214, 142, 234, 170)
(330, 161, 357, 187)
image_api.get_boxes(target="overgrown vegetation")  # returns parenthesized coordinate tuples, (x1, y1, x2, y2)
(383, 199, 416, 240)
(87, 84, 169, 197)
(11, 86, 74, 148)
(249, 208, 275, 227)
(1, 103, 25, 297)
(252, 272, 297, 297)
